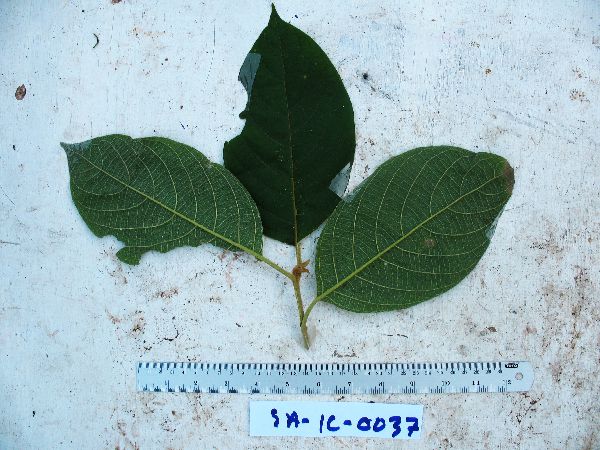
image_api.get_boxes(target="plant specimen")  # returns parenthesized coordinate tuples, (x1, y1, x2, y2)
(62, 6, 514, 348)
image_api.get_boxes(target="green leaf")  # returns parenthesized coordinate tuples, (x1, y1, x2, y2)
(223, 5, 355, 245)
(314, 146, 514, 312)
(62, 135, 263, 265)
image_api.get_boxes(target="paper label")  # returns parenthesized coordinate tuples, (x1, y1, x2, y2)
(249, 400, 423, 439)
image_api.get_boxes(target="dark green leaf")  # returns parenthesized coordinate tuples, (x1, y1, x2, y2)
(62, 135, 263, 265)
(223, 5, 355, 245)
(315, 146, 514, 312)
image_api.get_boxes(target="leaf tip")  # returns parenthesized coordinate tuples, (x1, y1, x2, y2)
(270, 3, 280, 21)
(502, 160, 515, 195)
(60, 139, 94, 157)
(60, 141, 72, 155)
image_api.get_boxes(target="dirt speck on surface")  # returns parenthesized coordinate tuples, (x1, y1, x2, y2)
(154, 287, 179, 299)
(333, 349, 357, 358)
(569, 89, 588, 102)
(223, 253, 241, 288)
(524, 324, 537, 335)
(530, 224, 566, 265)
(102, 249, 128, 285)
(130, 312, 145, 337)
(105, 309, 121, 325)
(162, 328, 179, 341)
(485, 68, 492, 75)
(116, 421, 139, 450)
(15, 84, 26, 100)
(208, 295, 222, 304)
(111, 0, 122, 4)
(479, 326, 497, 336)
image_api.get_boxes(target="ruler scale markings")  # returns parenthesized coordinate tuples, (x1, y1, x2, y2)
(137, 361, 533, 394)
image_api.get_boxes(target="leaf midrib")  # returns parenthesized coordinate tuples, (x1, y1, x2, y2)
(316, 171, 505, 303)
(276, 25, 300, 249)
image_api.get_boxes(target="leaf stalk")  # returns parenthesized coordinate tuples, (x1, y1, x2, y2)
(300, 295, 320, 342)
(291, 241, 311, 348)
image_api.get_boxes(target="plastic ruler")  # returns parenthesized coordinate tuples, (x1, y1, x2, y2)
(137, 360, 533, 394)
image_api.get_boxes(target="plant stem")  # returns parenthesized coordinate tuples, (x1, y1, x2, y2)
(292, 241, 311, 348)
(292, 278, 304, 323)
(292, 277, 310, 348)
(294, 242, 302, 266)
(250, 251, 295, 281)
(300, 295, 320, 342)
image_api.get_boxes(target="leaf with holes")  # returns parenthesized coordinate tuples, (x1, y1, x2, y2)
(62, 135, 263, 265)
(313, 146, 514, 313)
(223, 5, 355, 245)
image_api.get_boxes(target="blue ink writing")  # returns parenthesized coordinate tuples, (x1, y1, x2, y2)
(389, 416, 401, 438)
(286, 411, 300, 428)
(406, 417, 420, 437)
(357, 416, 372, 431)
(264, 407, 419, 438)
(327, 415, 340, 432)
(373, 417, 386, 432)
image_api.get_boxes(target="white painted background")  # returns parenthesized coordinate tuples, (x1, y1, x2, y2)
(1, 0, 598, 448)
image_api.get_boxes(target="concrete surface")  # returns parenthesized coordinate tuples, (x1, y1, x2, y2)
(1, 0, 599, 448)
